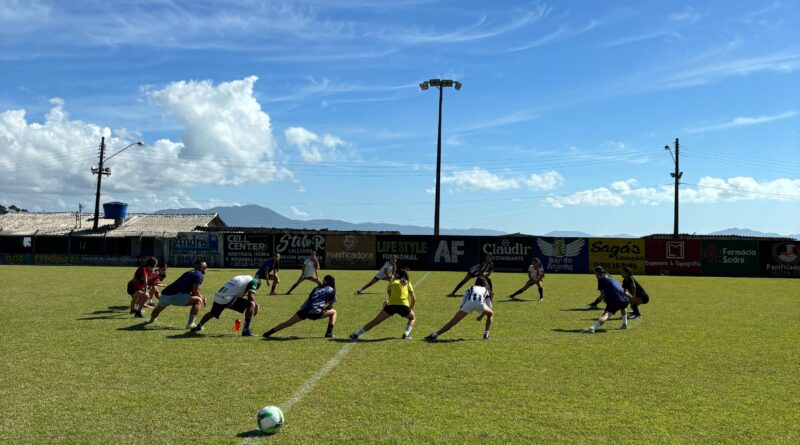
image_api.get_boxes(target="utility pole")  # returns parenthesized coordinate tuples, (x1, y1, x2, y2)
(91, 137, 110, 230)
(665, 138, 682, 237)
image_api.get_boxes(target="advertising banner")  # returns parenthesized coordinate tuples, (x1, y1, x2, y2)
(479, 237, 534, 272)
(222, 233, 273, 269)
(588, 238, 645, 274)
(376, 236, 430, 271)
(759, 240, 800, 278)
(701, 240, 759, 277)
(428, 236, 482, 271)
(174, 232, 220, 252)
(326, 234, 376, 269)
(532, 237, 590, 274)
(644, 239, 702, 275)
(273, 233, 326, 269)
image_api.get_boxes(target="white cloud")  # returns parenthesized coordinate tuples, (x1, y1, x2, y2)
(669, 7, 701, 23)
(285, 126, 352, 163)
(290, 206, 309, 218)
(0, 76, 290, 211)
(524, 171, 565, 191)
(544, 176, 800, 208)
(441, 168, 563, 192)
(687, 110, 797, 133)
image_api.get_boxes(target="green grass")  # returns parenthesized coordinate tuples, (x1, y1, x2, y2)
(0, 266, 798, 444)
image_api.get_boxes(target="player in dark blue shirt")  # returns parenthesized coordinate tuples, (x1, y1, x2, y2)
(262, 275, 337, 339)
(583, 265, 629, 333)
(149, 260, 207, 329)
(255, 253, 281, 295)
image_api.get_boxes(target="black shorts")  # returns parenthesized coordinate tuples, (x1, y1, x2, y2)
(639, 294, 650, 304)
(296, 309, 323, 320)
(605, 300, 630, 315)
(210, 298, 251, 318)
(127, 282, 142, 296)
(383, 304, 411, 317)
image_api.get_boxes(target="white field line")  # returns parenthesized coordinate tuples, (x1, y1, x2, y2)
(241, 271, 431, 443)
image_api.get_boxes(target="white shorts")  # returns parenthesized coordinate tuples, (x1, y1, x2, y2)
(460, 300, 489, 314)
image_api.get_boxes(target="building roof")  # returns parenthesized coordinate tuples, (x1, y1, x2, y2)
(0, 212, 226, 237)
(194, 226, 400, 235)
(644, 233, 794, 241)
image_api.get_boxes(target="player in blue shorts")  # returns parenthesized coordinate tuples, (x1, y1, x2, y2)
(262, 275, 337, 339)
(255, 253, 281, 295)
(583, 265, 629, 333)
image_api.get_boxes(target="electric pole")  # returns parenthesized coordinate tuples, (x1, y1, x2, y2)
(91, 137, 110, 230)
(665, 138, 682, 237)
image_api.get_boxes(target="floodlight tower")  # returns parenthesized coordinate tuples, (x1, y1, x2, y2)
(420, 78, 462, 238)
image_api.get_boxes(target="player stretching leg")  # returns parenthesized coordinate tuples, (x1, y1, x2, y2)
(255, 253, 281, 295)
(263, 275, 337, 339)
(621, 266, 649, 319)
(355, 255, 397, 294)
(149, 260, 207, 329)
(191, 274, 260, 336)
(350, 269, 416, 341)
(508, 257, 545, 301)
(450, 253, 494, 296)
(427, 277, 494, 341)
(286, 250, 321, 295)
(583, 266, 629, 333)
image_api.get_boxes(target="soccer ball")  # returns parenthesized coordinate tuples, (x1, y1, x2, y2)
(257, 405, 284, 435)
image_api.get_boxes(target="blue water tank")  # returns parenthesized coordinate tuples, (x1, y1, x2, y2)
(103, 202, 128, 219)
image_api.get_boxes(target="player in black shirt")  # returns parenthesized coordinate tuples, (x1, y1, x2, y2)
(621, 266, 649, 319)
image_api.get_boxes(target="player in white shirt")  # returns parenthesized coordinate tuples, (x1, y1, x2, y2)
(190, 274, 260, 336)
(508, 257, 546, 301)
(286, 250, 321, 295)
(426, 277, 494, 341)
(354, 255, 397, 294)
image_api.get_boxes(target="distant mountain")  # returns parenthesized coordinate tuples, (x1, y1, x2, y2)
(708, 228, 785, 238)
(155, 204, 506, 236)
(543, 230, 593, 238)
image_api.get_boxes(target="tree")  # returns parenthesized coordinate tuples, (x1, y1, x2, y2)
(0, 204, 28, 215)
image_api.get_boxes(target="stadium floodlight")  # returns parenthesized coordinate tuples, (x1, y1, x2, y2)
(419, 78, 462, 238)
(91, 139, 146, 229)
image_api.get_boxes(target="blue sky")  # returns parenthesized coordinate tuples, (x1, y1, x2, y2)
(0, 0, 798, 236)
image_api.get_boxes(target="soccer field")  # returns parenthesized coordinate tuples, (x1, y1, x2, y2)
(0, 266, 797, 444)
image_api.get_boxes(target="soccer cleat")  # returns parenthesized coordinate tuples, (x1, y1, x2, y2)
(582, 328, 595, 334)
(401, 334, 412, 340)
(262, 330, 273, 338)
(348, 333, 359, 342)
(270, 291, 277, 296)
(133, 310, 144, 318)
(620, 324, 628, 330)
(147, 318, 157, 324)
(241, 330, 254, 337)
(629, 314, 641, 320)
(483, 333, 490, 341)
(186, 323, 197, 330)
(190, 325, 203, 332)
(539, 298, 543, 302)
(507, 295, 517, 300)
(324, 332, 334, 339)
(424, 334, 437, 342)
(354, 289, 363, 295)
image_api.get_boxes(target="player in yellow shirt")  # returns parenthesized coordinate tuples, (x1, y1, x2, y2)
(350, 269, 417, 341)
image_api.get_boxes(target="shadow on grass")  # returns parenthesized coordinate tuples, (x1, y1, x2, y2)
(78, 305, 140, 320)
(425, 338, 469, 343)
(495, 298, 532, 303)
(552, 328, 607, 334)
(117, 322, 182, 331)
(329, 337, 395, 343)
(165, 332, 230, 339)
(561, 307, 603, 312)
(237, 429, 267, 439)
(78, 314, 131, 321)
(261, 336, 303, 342)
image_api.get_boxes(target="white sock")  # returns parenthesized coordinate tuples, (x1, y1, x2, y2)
(133, 303, 141, 311)
(591, 321, 601, 330)
(484, 330, 490, 337)
(187, 314, 196, 326)
(354, 328, 365, 336)
(622, 314, 628, 325)
(404, 324, 413, 336)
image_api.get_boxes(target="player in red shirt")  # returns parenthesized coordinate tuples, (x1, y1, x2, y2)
(127, 257, 158, 317)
